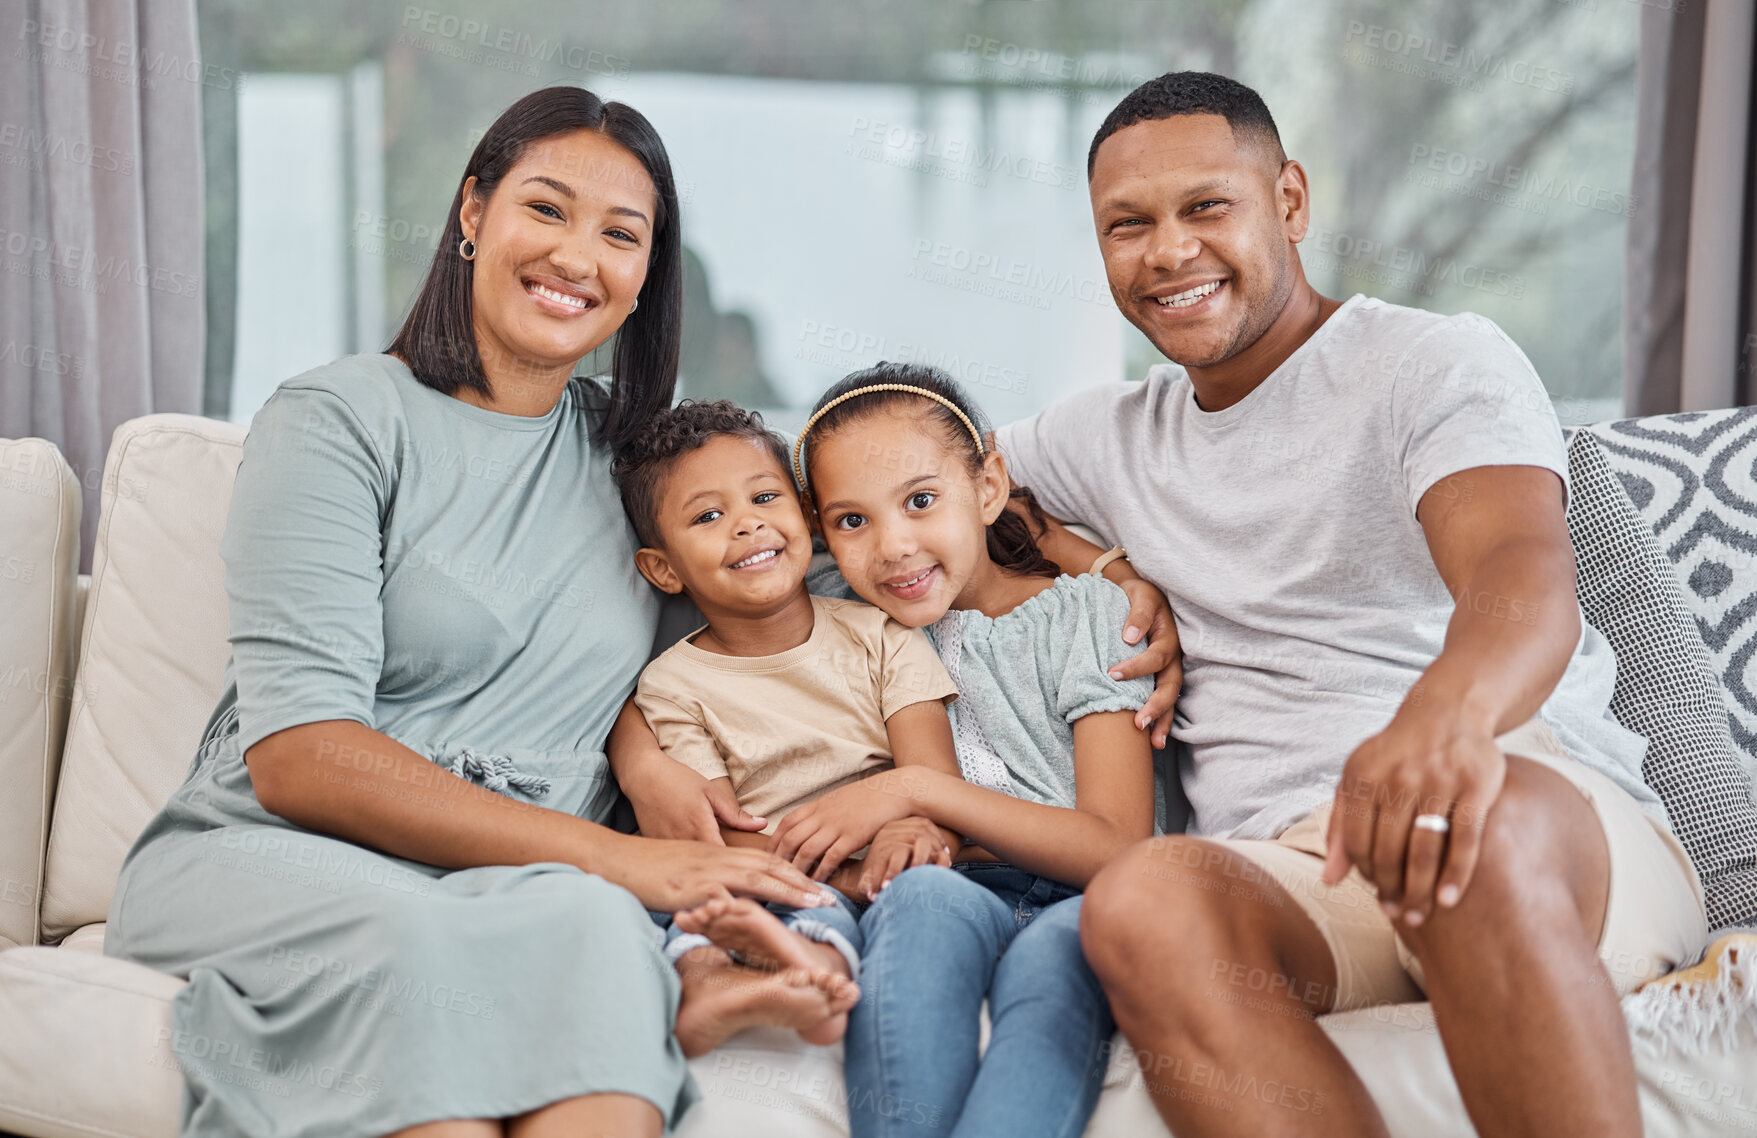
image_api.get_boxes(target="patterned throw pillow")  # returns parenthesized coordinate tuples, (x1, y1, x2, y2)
(1566, 428, 1757, 931)
(1587, 409, 1757, 781)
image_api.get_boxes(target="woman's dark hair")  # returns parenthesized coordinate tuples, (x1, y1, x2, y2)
(802, 362, 1060, 580)
(387, 85, 682, 453)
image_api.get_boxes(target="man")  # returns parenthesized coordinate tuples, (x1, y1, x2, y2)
(1002, 72, 1708, 1138)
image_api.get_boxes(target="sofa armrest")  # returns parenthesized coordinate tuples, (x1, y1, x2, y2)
(0, 438, 82, 950)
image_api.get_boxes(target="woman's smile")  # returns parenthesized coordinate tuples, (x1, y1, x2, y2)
(523, 274, 600, 317)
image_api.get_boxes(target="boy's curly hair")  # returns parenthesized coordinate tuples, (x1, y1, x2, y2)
(612, 399, 791, 549)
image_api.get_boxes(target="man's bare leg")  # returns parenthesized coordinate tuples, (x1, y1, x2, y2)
(1395, 756, 1626, 1138)
(1083, 835, 1387, 1137)
(1086, 753, 1631, 1138)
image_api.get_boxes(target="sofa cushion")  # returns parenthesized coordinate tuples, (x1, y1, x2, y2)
(1570, 427, 1757, 930)
(60, 923, 107, 956)
(2, 943, 1748, 1138)
(0, 438, 81, 951)
(0, 946, 183, 1138)
(39, 416, 246, 941)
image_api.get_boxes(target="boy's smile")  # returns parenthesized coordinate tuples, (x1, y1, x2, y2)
(728, 545, 785, 572)
(636, 435, 815, 627)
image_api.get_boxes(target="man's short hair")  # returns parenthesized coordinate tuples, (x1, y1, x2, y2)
(611, 399, 790, 549)
(1087, 71, 1286, 177)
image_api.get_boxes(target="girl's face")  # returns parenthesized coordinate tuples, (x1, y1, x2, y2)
(460, 129, 656, 392)
(808, 406, 1010, 627)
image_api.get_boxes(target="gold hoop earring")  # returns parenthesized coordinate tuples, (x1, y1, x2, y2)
(459, 238, 476, 260)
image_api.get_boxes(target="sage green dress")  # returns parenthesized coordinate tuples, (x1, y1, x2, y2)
(105, 354, 696, 1135)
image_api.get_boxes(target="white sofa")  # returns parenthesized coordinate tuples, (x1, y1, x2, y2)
(0, 414, 1752, 1138)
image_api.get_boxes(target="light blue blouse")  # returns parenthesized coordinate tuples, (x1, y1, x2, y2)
(925, 574, 1154, 808)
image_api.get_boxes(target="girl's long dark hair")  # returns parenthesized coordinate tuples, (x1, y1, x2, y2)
(387, 86, 682, 453)
(803, 362, 1061, 580)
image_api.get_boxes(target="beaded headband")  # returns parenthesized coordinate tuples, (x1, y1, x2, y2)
(790, 383, 986, 492)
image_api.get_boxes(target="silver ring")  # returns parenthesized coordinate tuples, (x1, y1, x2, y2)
(1413, 813, 1451, 834)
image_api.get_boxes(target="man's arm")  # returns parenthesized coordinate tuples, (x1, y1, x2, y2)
(990, 432, 1184, 746)
(1324, 465, 1580, 923)
(988, 430, 1121, 579)
(1412, 467, 1579, 733)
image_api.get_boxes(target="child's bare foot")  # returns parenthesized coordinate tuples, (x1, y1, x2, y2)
(674, 897, 859, 1046)
(673, 955, 858, 1056)
(677, 896, 852, 974)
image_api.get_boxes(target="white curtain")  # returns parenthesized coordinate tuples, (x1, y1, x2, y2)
(0, 0, 206, 570)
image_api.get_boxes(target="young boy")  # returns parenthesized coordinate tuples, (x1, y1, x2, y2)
(610, 399, 963, 1053)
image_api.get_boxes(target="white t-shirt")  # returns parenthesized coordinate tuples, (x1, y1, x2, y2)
(994, 294, 1665, 841)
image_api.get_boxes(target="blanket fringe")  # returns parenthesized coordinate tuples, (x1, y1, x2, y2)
(1624, 934, 1757, 1059)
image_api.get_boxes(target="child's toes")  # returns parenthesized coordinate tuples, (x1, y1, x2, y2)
(827, 976, 860, 1012)
(673, 896, 732, 935)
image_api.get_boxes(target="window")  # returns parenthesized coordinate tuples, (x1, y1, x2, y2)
(200, 0, 1639, 429)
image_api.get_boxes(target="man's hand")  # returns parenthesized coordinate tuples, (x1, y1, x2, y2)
(769, 769, 937, 880)
(1323, 464, 1577, 926)
(1322, 699, 1507, 927)
(1110, 576, 1183, 749)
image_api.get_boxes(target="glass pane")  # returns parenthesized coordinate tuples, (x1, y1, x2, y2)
(200, 0, 1639, 428)
(230, 73, 349, 421)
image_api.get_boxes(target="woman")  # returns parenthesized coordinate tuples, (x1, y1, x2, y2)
(104, 87, 831, 1138)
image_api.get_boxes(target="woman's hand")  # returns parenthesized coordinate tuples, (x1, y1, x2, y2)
(769, 769, 937, 881)
(621, 754, 767, 844)
(596, 832, 830, 913)
(1109, 574, 1183, 749)
(609, 700, 766, 843)
(853, 816, 953, 900)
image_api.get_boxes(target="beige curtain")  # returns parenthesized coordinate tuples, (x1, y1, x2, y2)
(0, 0, 206, 570)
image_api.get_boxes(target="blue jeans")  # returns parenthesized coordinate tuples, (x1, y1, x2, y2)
(657, 884, 865, 980)
(843, 863, 1114, 1138)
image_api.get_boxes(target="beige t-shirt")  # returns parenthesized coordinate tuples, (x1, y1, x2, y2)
(635, 594, 959, 828)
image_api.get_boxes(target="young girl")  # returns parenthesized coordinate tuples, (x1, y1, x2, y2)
(778, 363, 1157, 1138)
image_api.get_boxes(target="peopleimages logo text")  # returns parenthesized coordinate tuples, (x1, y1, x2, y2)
(398, 7, 630, 76)
(1308, 228, 1525, 300)
(1343, 21, 1573, 93)
(1407, 145, 1635, 217)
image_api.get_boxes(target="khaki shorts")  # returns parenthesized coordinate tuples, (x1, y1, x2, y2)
(1207, 719, 1709, 1012)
